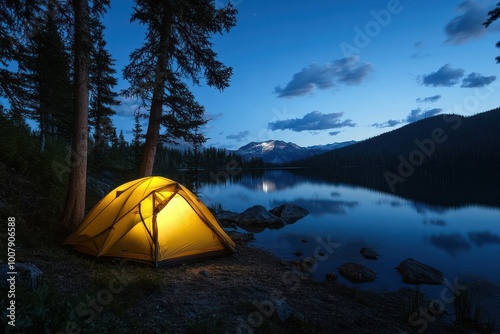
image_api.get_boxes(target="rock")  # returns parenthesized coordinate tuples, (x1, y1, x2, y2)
(269, 204, 309, 224)
(293, 257, 316, 272)
(338, 263, 377, 283)
(232, 205, 286, 229)
(215, 210, 240, 226)
(0, 263, 43, 290)
(87, 172, 116, 198)
(227, 231, 255, 244)
(216, 210, 239, 221)
(216, 204, 308, 232)
(273, 298, 295, 322)
(326, 272, 338, 281)
(360, 247, 379, 260)
(397, 258, 443, 285)
(199, 270, 209, 277)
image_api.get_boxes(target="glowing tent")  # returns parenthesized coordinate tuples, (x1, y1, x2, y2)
(64, 176, 235, 266)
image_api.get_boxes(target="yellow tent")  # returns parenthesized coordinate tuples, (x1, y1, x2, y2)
(64, 176, 235, 266)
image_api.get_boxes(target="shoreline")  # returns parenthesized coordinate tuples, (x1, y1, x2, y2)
(0, 227, 464, 333)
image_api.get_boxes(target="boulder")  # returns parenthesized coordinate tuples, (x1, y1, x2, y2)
(269, 204, 309, 224)
(215, 210, 240, 225)
(216, 204, 308, 232)
(360, 247, 379, 260)
(397, 258, 443, 285)
(215, 210, 239, 220)
(229, 205, 286, 229)
(338, 263, 377, 283)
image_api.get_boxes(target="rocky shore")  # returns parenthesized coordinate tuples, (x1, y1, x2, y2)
(1, 221, 464, 334)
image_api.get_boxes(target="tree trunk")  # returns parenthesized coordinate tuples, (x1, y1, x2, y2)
(139, 16, 171, 177)
(39, 112, 46, 152)
(62, 0, 90, 230)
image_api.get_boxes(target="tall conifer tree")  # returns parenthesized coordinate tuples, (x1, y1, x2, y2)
(123, 0, 237, 177)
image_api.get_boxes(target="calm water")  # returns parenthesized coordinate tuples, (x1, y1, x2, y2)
(197, 169, 500, 319)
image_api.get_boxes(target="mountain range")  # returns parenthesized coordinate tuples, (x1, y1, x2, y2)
(234, 140, 357, 164)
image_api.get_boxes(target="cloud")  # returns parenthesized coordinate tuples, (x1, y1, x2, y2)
(329, 131, 341, 136)
(420, 64, 465, 87)
(460, 72, 496, 87)
(205, 112, 224, 121)
(416, 95, 442, 103)
(371, 119, 402, 128)
(444, 0, 493, 44)
(371, 108, 443, 129)
(268, 111, 355, 132)
(411, 41, 430, 59)
(115, 96, 141, 117)
(274, 56, 373, 98)
(226, 130, 250, 142)
(406, 108, 443, 122)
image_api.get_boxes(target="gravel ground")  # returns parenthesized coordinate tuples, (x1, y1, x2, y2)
(5, 229, 459, 334)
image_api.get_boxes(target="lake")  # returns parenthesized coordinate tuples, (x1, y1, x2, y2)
(195, 168, 500, 320)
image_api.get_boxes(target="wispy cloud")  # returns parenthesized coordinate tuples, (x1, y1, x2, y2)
(329, 131, 341, 136)
(268, 111, 355, 132)
(371, 108, 443, 129)
(226, 130, 250, 142)
(416, 95, 442, 103)
(444, 0, 494, 44)
(115, 96, 140, 117)
(406, 108, 443, 122)
(274, 56, 373, 98)
(411, 41, 429, 59)
(461, 72, 496, 87)
(371, 119, 402, 128)
(420, 64, 465, 87)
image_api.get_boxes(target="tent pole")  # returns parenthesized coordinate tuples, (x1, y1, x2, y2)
(152, 192, 160, 268)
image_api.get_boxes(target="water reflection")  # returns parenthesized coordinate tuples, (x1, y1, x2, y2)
(410, 202, 449, 214)
(429, 233, 472, 256)
(423, 219, 446, 226)
(375, 199, 403, 207)
(468, 231, 500, 247)
(238, 169, 308, 192)
(270, 198, 358, 216)
(197, 168, 500, 312)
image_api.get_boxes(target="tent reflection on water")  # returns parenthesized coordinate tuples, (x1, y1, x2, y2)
(64, 176, 235, 267)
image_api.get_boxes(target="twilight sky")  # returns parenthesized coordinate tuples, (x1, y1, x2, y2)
(106, 0, 500, 149)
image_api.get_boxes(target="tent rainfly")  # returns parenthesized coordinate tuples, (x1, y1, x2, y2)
(64, 176, 235, 266)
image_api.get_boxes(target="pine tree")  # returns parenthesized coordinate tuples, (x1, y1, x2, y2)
(0, 0, 47, 117)
(19, 13, 73, 151)
(123, 0, 237, 177)
(89, 18, 120, 154)
(485, 4, 500, 63)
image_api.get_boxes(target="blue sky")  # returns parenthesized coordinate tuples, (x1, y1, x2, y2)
(106, 0, 500, 149)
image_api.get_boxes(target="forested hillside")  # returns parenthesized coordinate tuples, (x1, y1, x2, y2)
(290, 108, 500, 170)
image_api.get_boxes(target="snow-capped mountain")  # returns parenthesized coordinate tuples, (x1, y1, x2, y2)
(235, 140, 356, 164)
